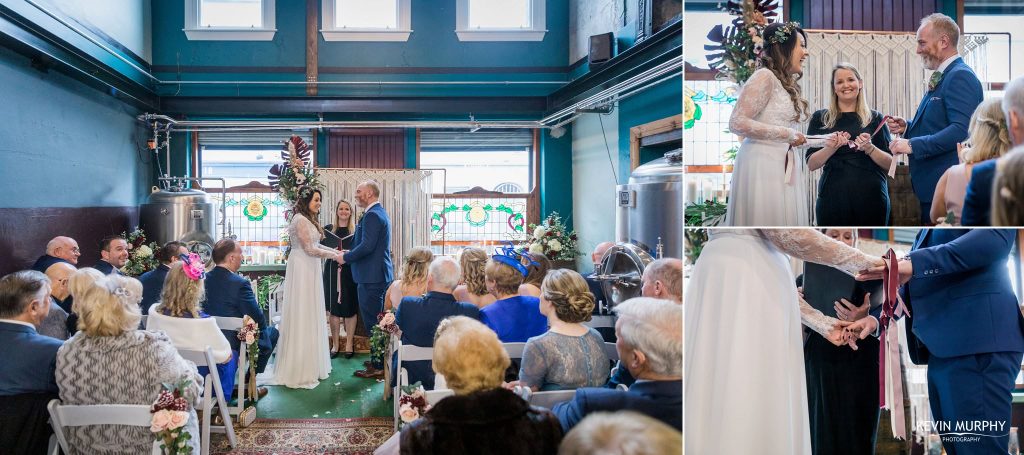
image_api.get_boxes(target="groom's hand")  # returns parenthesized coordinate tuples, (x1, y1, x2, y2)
(845, 316, 879, 340)
(835, 293, 871, 321)
(856, 258, 912, 284)
(886, 116, 907, 135)
(891, 138, 912, 155)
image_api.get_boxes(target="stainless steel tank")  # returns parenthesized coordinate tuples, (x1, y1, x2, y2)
(139, 188, 218, 263)
(615, 149, 683, 259)
(597, 243, 655, 310)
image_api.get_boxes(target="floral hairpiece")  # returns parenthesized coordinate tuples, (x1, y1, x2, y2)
(492, 242, 536, 277)
(114, 287, 133, 299)
(763, 21, 801, 46)
(178, 253, 206, 281)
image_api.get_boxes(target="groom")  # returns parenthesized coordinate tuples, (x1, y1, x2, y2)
(886, 13, 983, 224)
(853, 229, 1024, 454)
(341, 180, 393, 379)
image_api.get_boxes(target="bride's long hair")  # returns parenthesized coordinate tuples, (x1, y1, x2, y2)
(294, 188, 325, 236)
(821, 63, 872, 129)
(759, 22, 810, 122)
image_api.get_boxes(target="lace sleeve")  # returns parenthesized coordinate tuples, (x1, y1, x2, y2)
(799, 296, 839, 338)
(761, 229, 879, 275)
(729, 69, 800, 143)
(289, 216, 340, 259)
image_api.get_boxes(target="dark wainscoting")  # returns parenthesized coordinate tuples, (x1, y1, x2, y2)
(0, 207, 137, 277)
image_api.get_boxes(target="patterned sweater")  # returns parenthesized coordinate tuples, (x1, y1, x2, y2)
(56, 330, 203, 454)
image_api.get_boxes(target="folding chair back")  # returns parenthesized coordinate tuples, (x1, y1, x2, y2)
(177, 346, 237, 455)
(47, 399, 161, 455)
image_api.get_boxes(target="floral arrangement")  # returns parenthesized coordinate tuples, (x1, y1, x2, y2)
(369, 310, 400, 366)
(150, 379, 193, 454)
(704, 0, 781, 85)
(397, 381, 430, 428)
(255, 274, 284, 311)
(520, 212, 579, 261)
(237, 315, 261, 403)
(268, 135, 322, 205)
(121, 227, 160, 277)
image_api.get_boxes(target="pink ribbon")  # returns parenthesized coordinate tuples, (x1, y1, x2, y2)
(784, 147, 796, 185)
(879, 248, 909, 440)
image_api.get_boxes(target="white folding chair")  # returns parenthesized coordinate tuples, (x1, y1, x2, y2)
(424, 389, 454, 406)
(268, 281, 284, 327)
(602, 342, 619, 362)
(177, 346, 237, 455)
(392, 341, 434, 431)
(47, 399, 164, 455)
(212, 316, 250, 420)
(502, 342, 527, 360)
(528, 389, 577, 409)
(139, 315, 147, 328)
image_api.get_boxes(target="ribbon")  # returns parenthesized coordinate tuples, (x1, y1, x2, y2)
(784, 147, 796, 185)
(878, 248, 909, 440)
(847, 115, 893, 152)
(887, 134, 902, 178)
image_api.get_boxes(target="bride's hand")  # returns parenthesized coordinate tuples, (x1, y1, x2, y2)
(826, 320, 857, 349)
(790, 132, 807, 147)
(824, 132, 842, 150)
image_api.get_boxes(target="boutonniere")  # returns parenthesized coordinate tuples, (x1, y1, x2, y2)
(927, 71, 943, 92)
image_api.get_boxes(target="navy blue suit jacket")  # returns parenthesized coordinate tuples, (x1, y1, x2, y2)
(874, 229, 1024, 363)
(551, 379, 683, 432)
(203, 266, 271, 353)
(0, 322, 62, 396)
(343, 203, 393, 284)
(137, 264, 169, 314)
(31, 255, 69, 273)
(92, 260, 122, 276)
(960, 159, 997, 226)
(906, 58, 983, 203)
(394, 292, 480, 389)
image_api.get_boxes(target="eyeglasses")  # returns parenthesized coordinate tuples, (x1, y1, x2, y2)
(70, 248, 81, 254)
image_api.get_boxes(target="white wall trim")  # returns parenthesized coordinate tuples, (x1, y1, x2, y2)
(321, 0, 412, 42)
(455, 0, 546, 42)
(184, 0, 277, 41)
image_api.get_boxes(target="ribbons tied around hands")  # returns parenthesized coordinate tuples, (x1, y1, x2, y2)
(878, 248, 910, 440)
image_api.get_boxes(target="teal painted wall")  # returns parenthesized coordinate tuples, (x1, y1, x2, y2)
(616, 75, 682, 181)
(0, 45, 150, 208)
(540, 128, 574, 231)
(571, 112, 619, 273)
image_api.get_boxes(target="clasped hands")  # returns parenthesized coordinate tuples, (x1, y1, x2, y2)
(335, 249, 349, 264)
(818, 256, 914, 349)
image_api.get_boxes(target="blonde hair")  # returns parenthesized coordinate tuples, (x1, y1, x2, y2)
(69, 268, 143, 337)
(522, 253, 551, 288)
(331, 199, 354, 237)
(459, 247, 489, 296)
(993, 149, 1024, 226)
(962, 98, 1012, 164)
(400, 247, 434, 285)
(157, 262, 204, 318)
(484, 259, 525, 295)
(432, 316, 510, 394)
(541, 269, 595, 323)
(921, 13, 960, 48)
(558, 411, 682, 455)
(821, 63, 872, 129)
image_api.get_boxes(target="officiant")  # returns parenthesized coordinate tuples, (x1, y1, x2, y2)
(322, 199, 359, 359)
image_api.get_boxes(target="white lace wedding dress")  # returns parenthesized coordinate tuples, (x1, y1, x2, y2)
(725, 68, 810, 226)
(267, 214, 337, 389)
(685, 229, 877, 454)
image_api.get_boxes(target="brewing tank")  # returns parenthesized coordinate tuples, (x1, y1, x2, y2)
(139, 188, 218, 262)
(615, 150, 682, 259)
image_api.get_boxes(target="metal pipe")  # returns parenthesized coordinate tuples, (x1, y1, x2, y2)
(546, 60, 683, 129)
(157, 177, 228, 239)
(162, 80, 566, 86)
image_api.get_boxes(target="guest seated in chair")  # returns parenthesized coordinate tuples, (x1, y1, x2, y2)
(93, 235, 128, 276)
(0, 270, 63, 455)
(552, 298, 682, 432)
(640, 259, 683, 304)
(400, 316, 563, 455)
(393, 256, 480, 390)
(40, 262, 76, 340)
(31, 236, 80, 272)
(518, 253, 550, 297)
(204, 238, 277, 397)
(479, 246, 548, 343)
(138, 241, 187, 315)
(512, 269, 609, 392)
(384, 247, 433, 311)
(57, 268, 202, 455)
(558, 411, 683, 455)
(453, 247, 496, 309)
(147, 255, 237, 400)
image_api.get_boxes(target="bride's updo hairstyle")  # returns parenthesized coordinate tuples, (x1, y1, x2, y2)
(540, 269, 595, 323)
(400, 247, 434, 284)
(759, 21, 810, 122)
(69, 268, 143, 336)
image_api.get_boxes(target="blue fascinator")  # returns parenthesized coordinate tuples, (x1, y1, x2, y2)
(491, 242, 537, 277)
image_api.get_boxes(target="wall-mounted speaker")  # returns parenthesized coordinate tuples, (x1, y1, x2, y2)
(589, 32, 615, 65)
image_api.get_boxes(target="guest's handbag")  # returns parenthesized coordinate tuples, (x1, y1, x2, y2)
(878, 248, 910, 440)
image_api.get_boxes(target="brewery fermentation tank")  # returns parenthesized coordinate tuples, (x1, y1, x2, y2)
(139, 188, 219, 262)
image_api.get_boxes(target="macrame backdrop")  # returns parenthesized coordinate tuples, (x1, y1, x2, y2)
(798, 32, 989, 225)
(317, 169, 434, 268)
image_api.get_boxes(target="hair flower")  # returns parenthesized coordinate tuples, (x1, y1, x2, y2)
(178, 253, 206, 281)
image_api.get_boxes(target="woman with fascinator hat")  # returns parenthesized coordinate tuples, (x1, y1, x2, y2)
(478, 245, 548, 343)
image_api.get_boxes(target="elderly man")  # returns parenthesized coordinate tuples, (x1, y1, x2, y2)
(0, 270, 64, 454)
(641, 258, 683, 303)
(886, 13, 983, 224)
(31, 236, 80, 272)
(138, 242, 187, 314)
(93, 235, 128, 276)
(39, 262, 76, 340)
(394, 256, 480, 389)
(962, 75, 1024, 225)
(552, 298, 682, 432)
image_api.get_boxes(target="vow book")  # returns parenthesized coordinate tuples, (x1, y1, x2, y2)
(803, 262, 883, 318)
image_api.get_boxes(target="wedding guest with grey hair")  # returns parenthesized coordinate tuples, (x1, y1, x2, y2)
(558, 411, 682, 455)
(31, 236, 81, 272)
(640, 259, 683, 303)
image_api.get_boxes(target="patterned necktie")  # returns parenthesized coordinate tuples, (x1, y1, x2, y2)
(928, 71, 943, 91)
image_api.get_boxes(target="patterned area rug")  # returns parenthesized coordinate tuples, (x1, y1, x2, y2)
(211, 418, 394, 454)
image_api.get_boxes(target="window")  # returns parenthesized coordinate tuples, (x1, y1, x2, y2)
(418, 130, 535, 194)
(184, 0, 276, 41)
(201, 147, 277, 188)
(321, 0, 412, 42)
(455, 0, 546, 41)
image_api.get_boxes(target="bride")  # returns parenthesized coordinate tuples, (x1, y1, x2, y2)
(685, 228, 883, 454)
(270, 188, 343, 389)
(726, 22, 812, 226)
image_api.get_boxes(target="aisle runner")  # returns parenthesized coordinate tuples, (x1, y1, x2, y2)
(210, 418, 393, 454)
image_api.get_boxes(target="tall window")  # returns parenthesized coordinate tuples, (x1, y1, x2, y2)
(321, 0, 412, 41)
(185, 0, 276, 40)
(455, 0, 546, 41)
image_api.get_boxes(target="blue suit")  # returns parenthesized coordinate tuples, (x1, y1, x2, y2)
(30, 254, 69, 273)
(393, 292, 480, 390)
(905, 58, 983, 222)
(203, 266, 279, 374)
(960, 160, 997, 226)
(874, 229, 1023, 454)
(92, 260, 123, 276)
(0, 321, 62, 396)
(137, 264, 169, 314)
(343, 202, 394, 344)
(551, 379, 682, 432)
